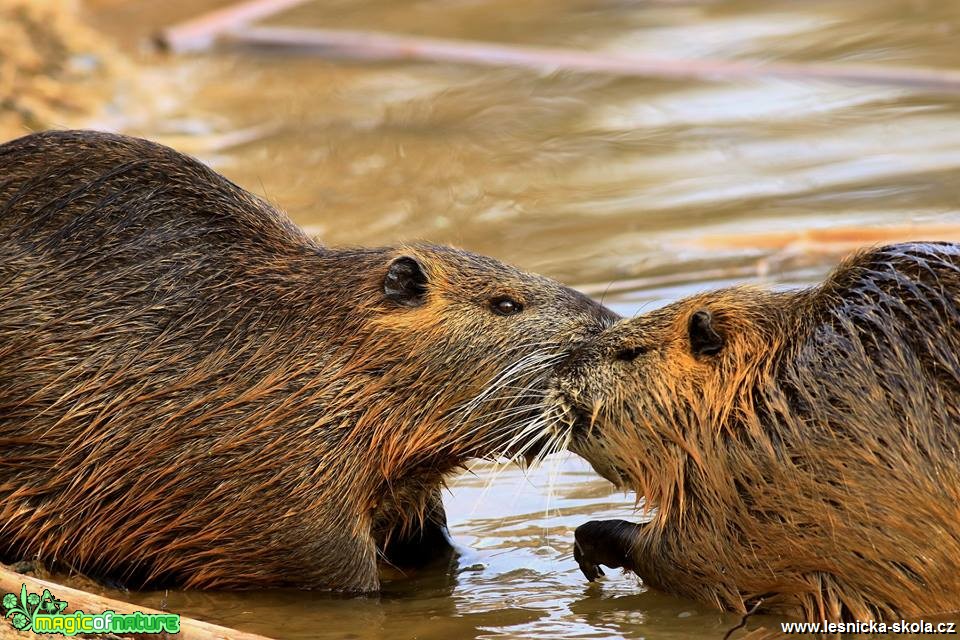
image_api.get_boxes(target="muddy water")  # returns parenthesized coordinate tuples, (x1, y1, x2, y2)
(80, 0, 960, 637)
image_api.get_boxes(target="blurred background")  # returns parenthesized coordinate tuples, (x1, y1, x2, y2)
(3, 1, 959, 638)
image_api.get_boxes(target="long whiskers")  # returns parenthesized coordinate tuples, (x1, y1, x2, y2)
(469, 410, 570, 516)
(443, 349, 566, 453)
(452, 348, 564, 418)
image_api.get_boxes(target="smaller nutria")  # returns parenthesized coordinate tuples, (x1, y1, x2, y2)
(0, 130, 618, 592)
(554, 243, 960, 622)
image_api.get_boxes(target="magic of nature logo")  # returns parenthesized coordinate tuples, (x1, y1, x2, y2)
(2, 584, 180, 635)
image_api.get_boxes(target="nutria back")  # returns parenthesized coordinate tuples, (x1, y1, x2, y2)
(558, 242, 960, 621)
(0, 130, 617, 591)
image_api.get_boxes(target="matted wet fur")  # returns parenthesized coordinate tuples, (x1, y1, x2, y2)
(555, 243, 960, 622)
(0, 130, 617, 591)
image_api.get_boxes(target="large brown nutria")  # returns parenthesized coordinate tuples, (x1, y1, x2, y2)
(554, 242, 960, 622)
(0, 130, 617, 591)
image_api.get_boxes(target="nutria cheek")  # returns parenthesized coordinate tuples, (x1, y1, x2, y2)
(568, 438, 625, 487)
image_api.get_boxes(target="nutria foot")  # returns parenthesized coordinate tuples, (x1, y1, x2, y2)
(574, 519, 641, 581)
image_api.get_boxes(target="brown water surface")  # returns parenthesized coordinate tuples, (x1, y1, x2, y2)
(79, 1, 960, 637)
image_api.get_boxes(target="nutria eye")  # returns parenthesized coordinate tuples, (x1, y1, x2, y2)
(615, 346, 648, 362)
(490, 297, 523, 316)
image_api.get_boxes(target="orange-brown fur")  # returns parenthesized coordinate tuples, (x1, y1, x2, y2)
(0, 130, 617, 591)
(557, 243, 960, 621)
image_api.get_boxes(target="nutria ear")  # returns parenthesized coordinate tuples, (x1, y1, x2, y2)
(384, 256, 428, 307)
(689, 310, 723, 356)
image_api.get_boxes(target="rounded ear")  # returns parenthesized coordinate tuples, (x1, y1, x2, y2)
(688, 309, 723, 356)
(384, 256, 428, 307)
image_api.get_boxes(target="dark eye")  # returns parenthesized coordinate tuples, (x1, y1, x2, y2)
(616, 346, 649, 362)
(490, 296, 524, 316)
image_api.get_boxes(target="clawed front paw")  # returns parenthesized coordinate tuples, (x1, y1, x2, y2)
(574, 519, 640, 582)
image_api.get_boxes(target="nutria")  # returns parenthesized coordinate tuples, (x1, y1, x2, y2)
(0, 130, 617, 591)
(554, 242, 960, 622)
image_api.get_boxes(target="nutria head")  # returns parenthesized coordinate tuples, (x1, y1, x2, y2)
(550, 287, 792, 518)
(351, 242, 620, 475)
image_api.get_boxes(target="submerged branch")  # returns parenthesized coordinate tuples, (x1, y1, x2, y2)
(156, 5, 960, 93)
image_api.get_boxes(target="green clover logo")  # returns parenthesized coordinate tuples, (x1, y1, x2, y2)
(2, 584, 69, 632)
(10, 612, 28, 631)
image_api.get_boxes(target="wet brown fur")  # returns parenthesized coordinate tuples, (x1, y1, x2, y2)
(557, 243, 960, 621)
(0, 130, 616, 591)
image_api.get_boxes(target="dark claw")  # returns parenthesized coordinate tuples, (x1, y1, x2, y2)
(573, 519, 641, 582)
(574, 538, 605, 581)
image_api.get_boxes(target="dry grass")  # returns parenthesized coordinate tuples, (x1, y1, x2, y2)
(0, 0, 119, 141)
